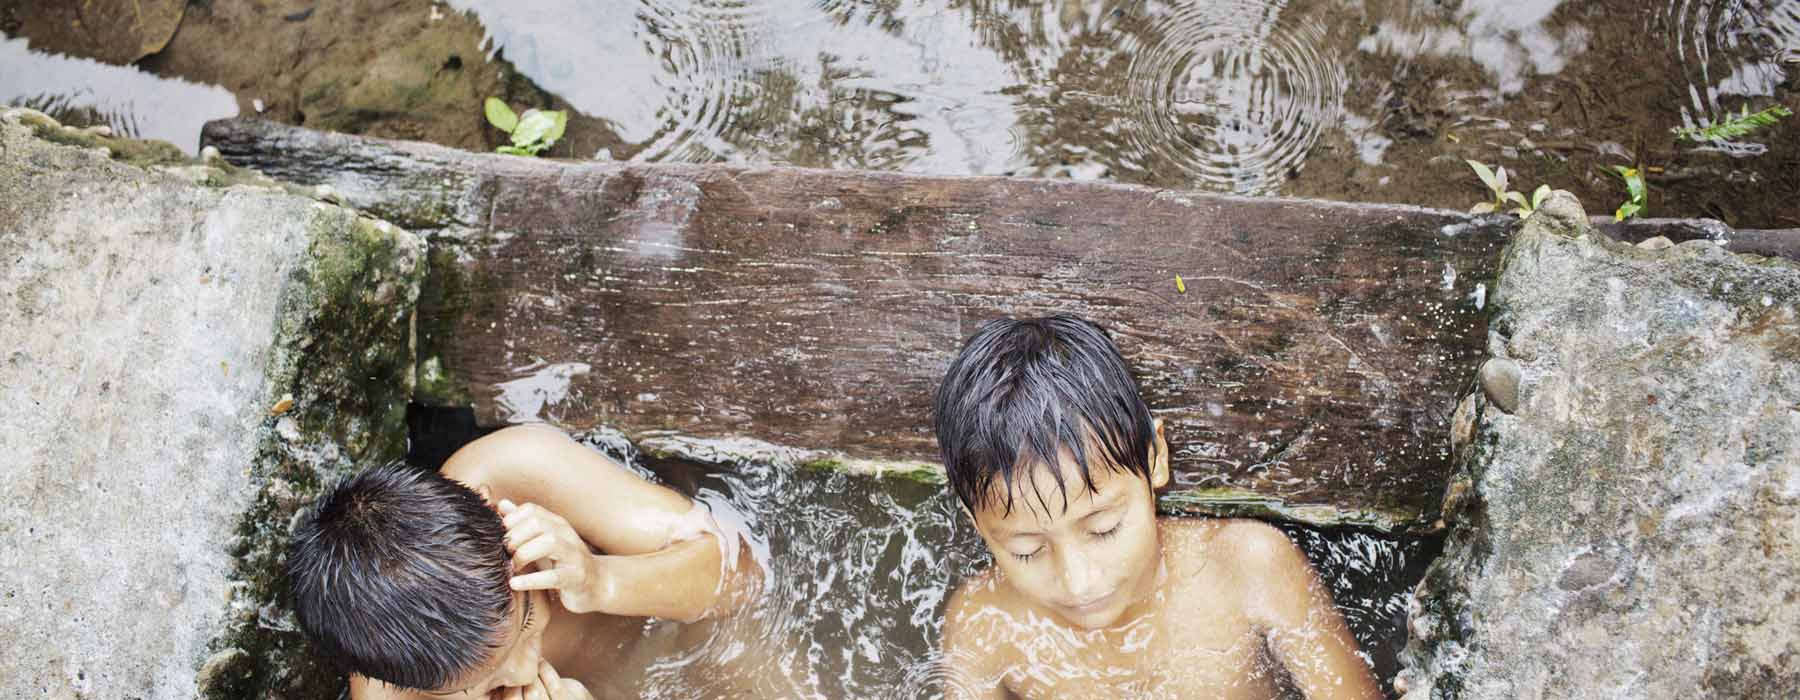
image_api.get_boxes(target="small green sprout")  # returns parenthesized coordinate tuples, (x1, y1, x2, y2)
(1671, 104, 1791, 142)
(1465, 160, 1548, 216)
(1606, 165, 1648, 221)
(484, 97, 567, 156)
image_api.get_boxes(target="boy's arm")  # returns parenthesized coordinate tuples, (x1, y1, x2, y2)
(445, 425, 730, 620)
(443, 424, 698, 555)
(940, 580, 1013, 700)
(1235, 523, 1384, 700)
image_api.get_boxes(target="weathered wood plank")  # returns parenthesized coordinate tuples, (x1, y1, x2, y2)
(206, 117, 1518, 532)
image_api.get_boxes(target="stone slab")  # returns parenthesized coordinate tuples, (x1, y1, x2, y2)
(0, 109, 422, 700)
(1397, 193, 1800, 697)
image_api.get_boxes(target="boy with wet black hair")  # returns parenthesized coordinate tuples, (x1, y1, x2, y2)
(933, 315, 1382, 700)
(287, 425, 744, 700)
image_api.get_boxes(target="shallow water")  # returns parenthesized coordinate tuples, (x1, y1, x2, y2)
(570, 430, 1437, 699)
(4, 0, 1796, 223)
(0, 36, 237, 149)
(444, 0, 1798, 200)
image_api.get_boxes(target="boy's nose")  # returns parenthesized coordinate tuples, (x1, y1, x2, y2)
(1057, 550, 1104, 601)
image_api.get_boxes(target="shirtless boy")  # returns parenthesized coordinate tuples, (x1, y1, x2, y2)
(932, 315, 1383, 700)
(286, 425, 749, 700)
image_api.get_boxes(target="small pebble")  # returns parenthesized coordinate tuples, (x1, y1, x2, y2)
(1479, 357, 1522, 414)
(200, 145, 222, 165)
(253, 98, 266, 113)
(195, 648, 249, 696)
(1636, 236, 1674, 251)
(1451, 393, 1479, 454)
(275, 416, 301, 442)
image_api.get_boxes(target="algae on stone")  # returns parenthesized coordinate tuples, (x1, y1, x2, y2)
(0, 108, 423, 700)
(1396, 192, 1800, 698)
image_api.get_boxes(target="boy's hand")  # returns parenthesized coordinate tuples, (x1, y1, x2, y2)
(498, 660, 593, 700)
(500, 499, 613, 614)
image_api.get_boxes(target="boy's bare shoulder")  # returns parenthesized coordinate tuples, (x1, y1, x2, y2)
(944, 568, 1022, 631)
(1158, 517, 1301, 580)
(941, 568, 1026, 684)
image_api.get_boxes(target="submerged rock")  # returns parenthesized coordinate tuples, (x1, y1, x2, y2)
(0, 109, 423, 700)
(0, 0, 186, 64)
(1397, 192, 1800, 698)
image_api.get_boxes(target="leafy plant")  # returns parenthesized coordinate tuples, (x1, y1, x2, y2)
(1465, 160, 1549, 216)
(484, 97, 567, 156)
(1605, 165, 1647, 221)
(1671, 104, 1792, 142)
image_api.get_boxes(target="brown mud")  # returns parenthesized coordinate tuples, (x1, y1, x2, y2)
(4, 0, 1796, 223)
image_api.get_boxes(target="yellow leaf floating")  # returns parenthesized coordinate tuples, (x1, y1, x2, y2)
(1175, 275, 1187, 294)
(270, 393, 295, 417)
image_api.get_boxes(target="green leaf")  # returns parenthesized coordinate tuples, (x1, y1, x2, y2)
(495, 145, 535, 156)
(1622, 170, 1646, 202)
(1493, 165, 1509, 193)
(1470, 201, 1498, 215)
(1466, 160, 1502, 194)
(1531, 184, 1551, 209)
(512, 109, 559, 149)
(1504, 191, 1530, 208)
(544, 110, 568, 147)
(484, 97, 518, 133)
(1671, 105, 1793, 142)
(1615, 201, 1643, 221)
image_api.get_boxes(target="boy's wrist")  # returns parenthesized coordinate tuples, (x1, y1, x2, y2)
(582, 553, 623, 614)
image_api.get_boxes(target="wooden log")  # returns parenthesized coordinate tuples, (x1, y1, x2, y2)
(205, 117, 1520, 532)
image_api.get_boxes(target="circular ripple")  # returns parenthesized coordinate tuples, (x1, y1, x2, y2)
(631, 0, 772, 163)
(1659, 0, 1800, 151)
(1120, 5, 1344, 194)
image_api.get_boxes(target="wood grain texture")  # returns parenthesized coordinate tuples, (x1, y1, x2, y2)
(206, 118, 1522, 531)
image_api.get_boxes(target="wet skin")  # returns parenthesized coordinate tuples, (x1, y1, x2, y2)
(347, 425, 748, 700)
(942, 422, 1383, 700)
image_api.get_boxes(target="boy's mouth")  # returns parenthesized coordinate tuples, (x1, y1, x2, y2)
(1060, 591, 1115, 614)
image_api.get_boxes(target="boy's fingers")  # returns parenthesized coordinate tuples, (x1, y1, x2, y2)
(522, 677, 550, 700)
(511, 534, 557, 569)
(504, 520, 545, 549)
(498, 499, 517, 513)
(510, 569, 562, 591)
(538, 659, 561, 683)
(501, 503, 534, 528)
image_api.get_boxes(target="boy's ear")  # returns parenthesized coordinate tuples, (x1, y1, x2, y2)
(1149, 418, 1171, 489)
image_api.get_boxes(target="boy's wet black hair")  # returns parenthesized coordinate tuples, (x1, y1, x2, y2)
(933, 314, 1156, 517)
(285, 461, 512, 690)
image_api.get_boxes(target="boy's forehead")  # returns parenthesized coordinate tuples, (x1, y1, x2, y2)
(978, 453, 1129, 524)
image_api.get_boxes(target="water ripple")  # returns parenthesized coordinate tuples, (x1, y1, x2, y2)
(1660, 0, 1799, 153)
(1119, 1, 1345, 194)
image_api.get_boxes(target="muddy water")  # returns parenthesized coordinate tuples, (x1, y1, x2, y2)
(446, 0, 1798, 221)
(4, 0, 1796, 224)
(573, 432, 1437, 700)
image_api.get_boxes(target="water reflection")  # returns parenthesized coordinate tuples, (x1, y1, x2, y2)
(448, 0, 1348, 192)
(0, 35, 237, 152)
(1660, 0, 1800, 154)
(576, 430, 1436, 699)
